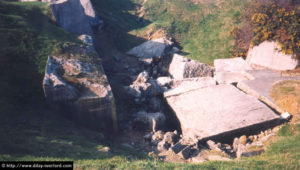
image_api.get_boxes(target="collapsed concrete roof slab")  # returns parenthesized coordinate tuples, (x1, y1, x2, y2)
(165, 84, 280, 140)
(237, 70, 300, 114)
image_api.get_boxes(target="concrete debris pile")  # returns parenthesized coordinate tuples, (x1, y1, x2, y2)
(123, 38, 299, 163)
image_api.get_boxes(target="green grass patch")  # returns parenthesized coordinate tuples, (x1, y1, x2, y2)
(278, 124, 293, 136)
(91, 0, 248, 65)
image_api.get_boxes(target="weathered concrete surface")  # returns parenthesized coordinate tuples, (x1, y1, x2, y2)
(214, 57, 252, 84)
(126, 38, 173, 58)
(237, 70, 300, 114)
(169, 54, 215, 80)
(50, 0, 97, 35)
(214, 71, 252, 85)
(43, 45, 117, 132)
(247, 41, 298, 70)
(164, 77, 216, 98)
(165, 84, 280, 140)
(214, 57, 252, 72)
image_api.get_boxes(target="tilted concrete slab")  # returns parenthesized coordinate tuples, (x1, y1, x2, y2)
(165, 84, 280, 140)
(237, 70, 300, 114)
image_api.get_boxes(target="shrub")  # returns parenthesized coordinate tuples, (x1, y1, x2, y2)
(229, 1, 300, 59)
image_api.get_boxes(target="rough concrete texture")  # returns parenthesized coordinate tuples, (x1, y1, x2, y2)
(169, 54, 215, 80)
(164, 77, 216, 98)
(214, 71, 252, 85)
(126, 38, 173, 58)
(214, 57, 252, 72)
(165, 84, 280, 140)
(214, 57, 252, 84)
(247, 41, 298, 70)
(237, 70, 300, 114)
(43, 51, 117, 132)
(50, 0, 96, 35)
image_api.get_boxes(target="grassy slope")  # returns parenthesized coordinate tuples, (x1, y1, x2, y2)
(143, 0, 248, 64)
(92, 0, 248, 65)
(0, 1, 300, 169)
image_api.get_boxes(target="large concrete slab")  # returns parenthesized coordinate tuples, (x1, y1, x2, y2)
(247, 41, 298, 71)
(214, 57, 252, 84)
(165, 84, 280, 140)
(164, 77, 216, 98)
(237, 70, 300, 114)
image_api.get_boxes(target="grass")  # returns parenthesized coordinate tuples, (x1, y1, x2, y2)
(92, 0, 248, 65)
(270, 80, 300, 122)
(143, 0, 248, 64)
(1, 1, 300, 169)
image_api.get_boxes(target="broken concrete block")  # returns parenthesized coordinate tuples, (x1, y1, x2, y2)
(214, 57, 252, 72)
(214, 57, 252, 84)
(169, 54, 214, 79)
(247, 41, 298, 71)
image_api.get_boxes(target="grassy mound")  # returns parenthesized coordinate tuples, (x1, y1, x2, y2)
(1, 1, 300, 169)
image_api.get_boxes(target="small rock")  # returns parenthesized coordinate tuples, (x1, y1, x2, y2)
(156, 77, 173, 87)
(206, 140, 222, 152)
(248, 135, 254, 142)
(239, 135, 247, 145)
(232, 137, 239, 152)
(163, 131, 179, 145)
(151, 130, 164, 145)
(139, 58, 153, 65)
(253, 135, 258, 142)
(258, 132, 265, 139)
(157, 140, 171, 152)
(280, 112, 292, 120)
(98, 146, 110, 152)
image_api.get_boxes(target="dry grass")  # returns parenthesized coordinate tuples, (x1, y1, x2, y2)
(270, 80, 300, 123)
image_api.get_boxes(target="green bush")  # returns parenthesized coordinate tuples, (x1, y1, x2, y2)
(251, 3, 299, 58)
(229, 1, 300, 59)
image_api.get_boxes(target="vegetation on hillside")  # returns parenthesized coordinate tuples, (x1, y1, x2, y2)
(91, 0, 247, 64)
(1, 0, 300, 169)
(229, 1, 300, 59)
